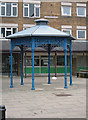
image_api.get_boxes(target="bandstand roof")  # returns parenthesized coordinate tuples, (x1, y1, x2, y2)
(6, 19, 75, 40)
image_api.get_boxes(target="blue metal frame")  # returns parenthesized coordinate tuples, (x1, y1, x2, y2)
(10, 36, 72, 90)
(31, 38, 35, 90)
(35, 37, 65, 48)
(48, 44, 51, 84)
(20, 45, 24, 85)
(64, 39, 68, 88)
(10, 41, 13, 88)
(70, 41, 72, 86)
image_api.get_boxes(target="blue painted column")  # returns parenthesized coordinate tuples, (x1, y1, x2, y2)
(48, 44, 51, 84)
(64, 40, 68, 88)
(10, 43, 13, 88)
(70, 41, 72, 86)
(21, 46, 24, 85)
(55, 51, 57, 77)
(25, 52, 27, 78)
(31, 39, 35, 90)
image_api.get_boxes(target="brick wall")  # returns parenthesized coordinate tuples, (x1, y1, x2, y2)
(40, 2, 87, 39)
(1, 1, 87, 39)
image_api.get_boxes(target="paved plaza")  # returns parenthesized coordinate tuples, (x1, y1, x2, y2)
(0, 76, 86, 118)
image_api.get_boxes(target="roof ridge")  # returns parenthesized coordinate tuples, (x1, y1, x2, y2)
(31, 25, 40, 35)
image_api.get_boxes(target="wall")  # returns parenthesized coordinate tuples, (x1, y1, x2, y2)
(77, 55, 88, 72)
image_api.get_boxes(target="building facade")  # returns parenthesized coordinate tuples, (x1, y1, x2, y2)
(0, 0, 88, 76)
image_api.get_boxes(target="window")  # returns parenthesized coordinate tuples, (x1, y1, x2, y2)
(1, 3, 6, 16)
(57, 56, 70, 66)
(35, 4, 40, 17)
(12, 3, 18, 16)
(57, 56, 65, 66)
(77, 30, 86, 39)
(62, 29, 72, 35)
(24, 4, 29, 17)
(6, 28, 11, 36)
(23, 3, 40, 18)
(62, 25, 72, 35)
(0, 2, 18, 17)
(41, 56, 55, 66)
(29, 4, 34, 17)
(1, 27, 18, 38)
(41, 56, 48, 66)
(36, 7, 39, 17)
(13, 28, 17, 34)
(1, 28, 5, 37)
(24, 56, 39, 66)
(61, 6, 71, 16)
(77, 7, 86, 17)
(6, 3, 11, 16)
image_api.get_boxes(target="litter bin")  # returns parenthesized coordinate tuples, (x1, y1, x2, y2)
(0, 105, 6, 120)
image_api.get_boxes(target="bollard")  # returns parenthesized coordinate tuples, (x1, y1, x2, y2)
(0, 105, 6, 120)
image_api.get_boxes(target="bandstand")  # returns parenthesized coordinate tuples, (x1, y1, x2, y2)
(6, 19, 76, 90)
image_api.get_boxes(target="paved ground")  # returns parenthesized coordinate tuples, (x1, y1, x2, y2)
(0, 76, 86, 118)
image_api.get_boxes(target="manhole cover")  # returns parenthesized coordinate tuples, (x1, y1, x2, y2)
(53, 93, 72, 96)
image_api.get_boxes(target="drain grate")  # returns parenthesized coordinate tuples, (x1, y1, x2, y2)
(53, 93, 72, 96)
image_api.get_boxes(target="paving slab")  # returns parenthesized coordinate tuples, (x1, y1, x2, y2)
(0, 76, 86, 118)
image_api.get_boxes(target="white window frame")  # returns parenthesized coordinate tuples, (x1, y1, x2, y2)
(77, 30, 86, 39)
(23, 3, 40, 18)
(77, 7, 86, 17)
(1, 27, 5, 38)
(0, 2, 18, 17)
(62, 29, 72, 35)
(6, 28, 12, 36)
(1, 2, 6, 16)
(34, 4, 40, 18)
(61, 6, 72, 16)
(0, 27, 18, 38)
(23, 3, 29, 17)
(11, 3, 18, 17)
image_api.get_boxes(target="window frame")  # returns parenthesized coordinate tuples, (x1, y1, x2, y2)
(1, 27, 5, 37)
(34, 4, 40, 18)
(29, 4, 34, 18)
(77, 7, 86, 17)
(11, 3, 18, 17)
(23, 3, 29, 17)
(6, 28, 13, 36)
(24, 56, 40, 67)
(61, 6, 72, 16)
(1, 2, 6, 16)
(23, 3, 40, 18)
(0, 2, 18, 17)
(77, 29, 86, 39)
(0, 27, 18, 38)
(62, 28, 72, 35)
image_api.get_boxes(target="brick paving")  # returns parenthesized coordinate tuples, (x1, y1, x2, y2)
(0, 76, 86, 118)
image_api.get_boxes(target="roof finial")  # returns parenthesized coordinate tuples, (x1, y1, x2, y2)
(34, 18, 50, 25)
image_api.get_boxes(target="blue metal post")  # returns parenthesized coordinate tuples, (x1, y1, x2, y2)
(10, 43, 13, 88)
(70, 41, 72, 86)
(31, 39, 35, 90)
(25, 52, 27, 78)
(48, 44, 51, 84)
(64, 40, 68, 88)
(21, 46, 24, 85)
